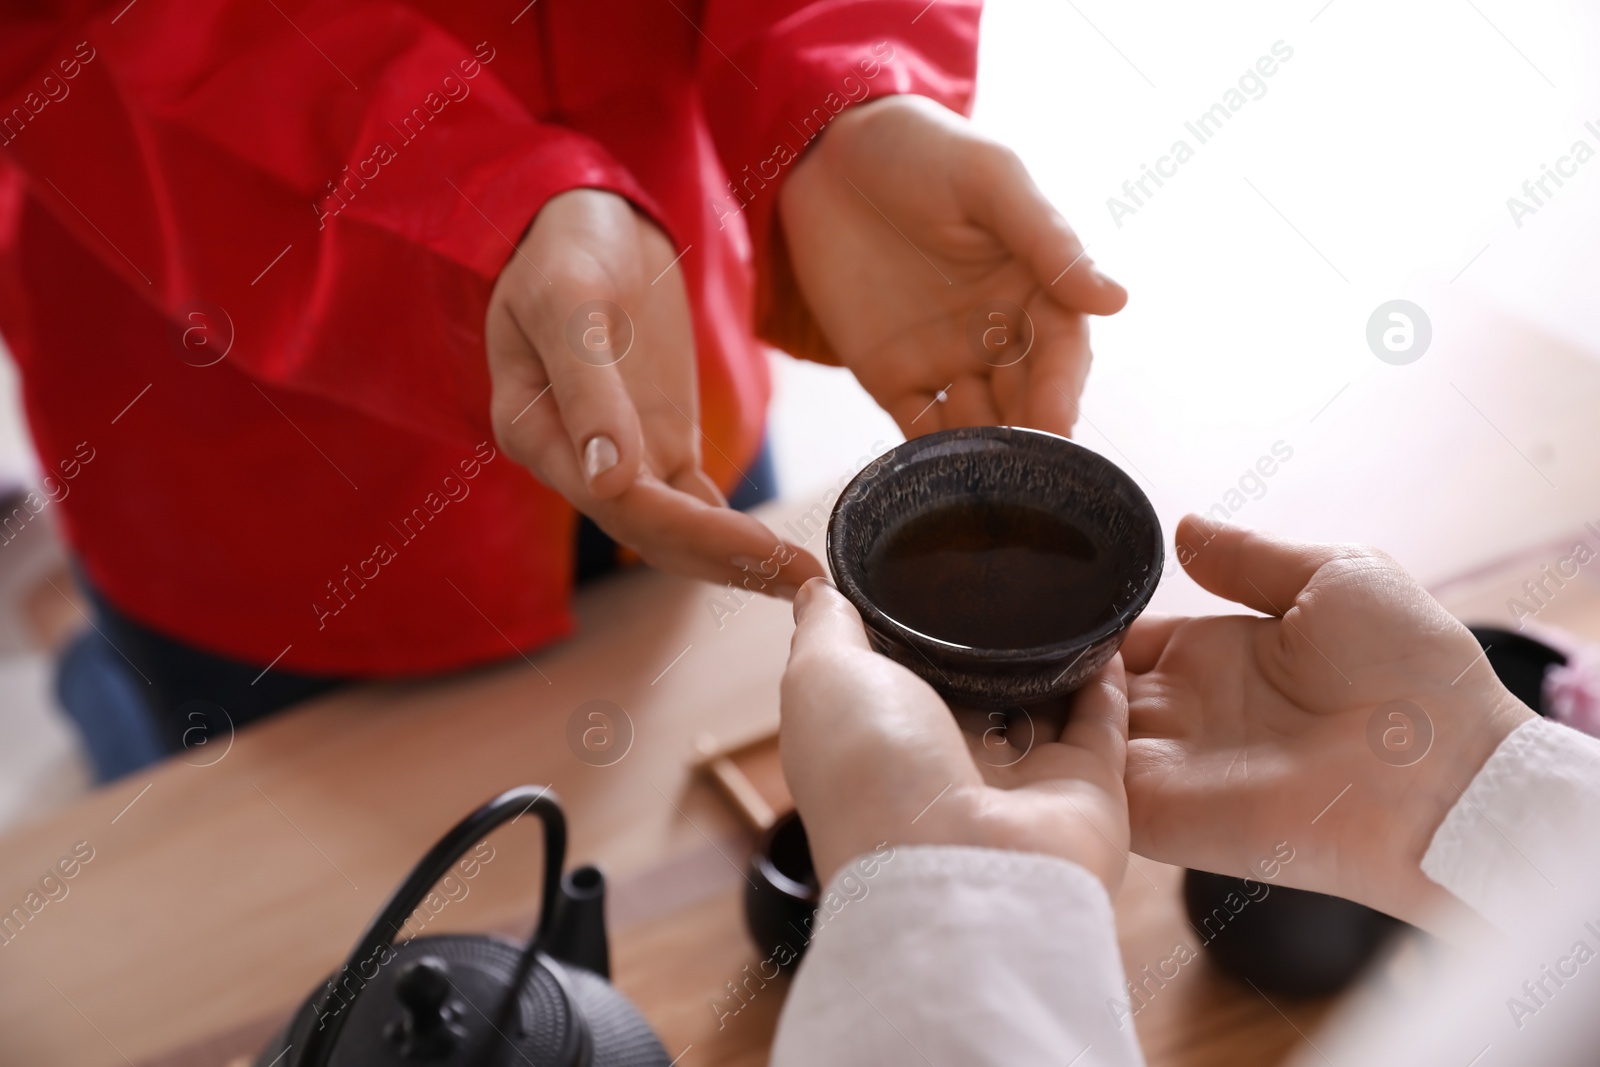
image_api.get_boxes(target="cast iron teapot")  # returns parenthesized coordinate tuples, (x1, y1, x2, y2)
(257, 785, 670, 1067)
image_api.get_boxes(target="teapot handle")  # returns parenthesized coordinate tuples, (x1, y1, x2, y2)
(294, 785, 567, 1067)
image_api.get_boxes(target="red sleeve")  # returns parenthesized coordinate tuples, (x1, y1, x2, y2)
(696, 0, 983, 363)
(0, 1, 656, 450)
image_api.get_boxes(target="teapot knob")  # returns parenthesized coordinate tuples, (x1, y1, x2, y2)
(386, 956, 467, 1059)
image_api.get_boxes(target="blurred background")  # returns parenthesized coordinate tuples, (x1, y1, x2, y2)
(4, 0, 1600, 828)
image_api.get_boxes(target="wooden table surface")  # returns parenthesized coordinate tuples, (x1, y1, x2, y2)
(12, 491, 1508, 1067)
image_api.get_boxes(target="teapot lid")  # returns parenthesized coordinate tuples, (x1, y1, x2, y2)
(275, 935, 589, 1066)
(279, 787, 582, 1067)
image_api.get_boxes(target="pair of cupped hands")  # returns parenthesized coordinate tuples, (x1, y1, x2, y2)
(487, 96, 1123, 588)
(486, 95, 1535, 931)
(784, 519, 1536, 936)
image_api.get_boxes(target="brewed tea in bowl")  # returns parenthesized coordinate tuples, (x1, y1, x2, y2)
(826, 426, 1163, 709)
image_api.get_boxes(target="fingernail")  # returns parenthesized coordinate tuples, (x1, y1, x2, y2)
(730, 555, 765, 573)
(583, 435, 618, 483)
(791, 581, 816, 620)
(791, 578, 834, 618)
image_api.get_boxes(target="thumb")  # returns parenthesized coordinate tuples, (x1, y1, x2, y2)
(781, 578, 981, 804)
(1176, 514, 1347, 616)
(788, 578, 873, 661)
(1058, 655, 1129, 775)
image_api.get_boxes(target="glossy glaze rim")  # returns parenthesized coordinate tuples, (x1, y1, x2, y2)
(826, 426, 1164, 668)
(751, 810, 817, 903)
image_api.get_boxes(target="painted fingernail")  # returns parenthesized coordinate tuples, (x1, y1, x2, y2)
(583, 435, 618, 483)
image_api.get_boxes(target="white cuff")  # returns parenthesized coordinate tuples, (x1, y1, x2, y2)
(1422, 716, 1600, 929)
(769, 845, 1145, 1067)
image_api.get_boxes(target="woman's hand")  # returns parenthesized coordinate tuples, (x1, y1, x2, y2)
(779, 95, 1127, 435)
(1124, 517, 1535, 930)
(487, 189, 822, 592)
(780, 578, 1132, 894)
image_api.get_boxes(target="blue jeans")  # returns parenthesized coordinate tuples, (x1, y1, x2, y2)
(57, 439, 778, 782)
(57, 578, 346, 781)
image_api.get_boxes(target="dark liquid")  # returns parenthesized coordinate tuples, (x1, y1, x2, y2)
(864, 500, 1118, 650)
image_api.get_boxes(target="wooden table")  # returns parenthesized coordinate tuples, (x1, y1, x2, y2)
(19, 490, 1536, 1067)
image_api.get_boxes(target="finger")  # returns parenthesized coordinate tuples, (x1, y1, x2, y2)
(789, 578, 872, 658)
(961, 146, 1127, 316)
(602, 481, 825, 591)
(487, 299, 565, 478)
(1059, 656, 1128, 774)
(1120, 614, 1188, 673)
(1175, 514, 1346, 616)
(962, 708, 1041, 784)
(950, 705, 995, 738)
(526, 447, 812, 596)
(1127, 677, 1186, 739)
(519, 279, 645, 500)
(783, 580, 973, 781)
(940, 376, 1002, 429)
(780, 578, 985, 867)
(1007, 308, 1090, 437)
(670, 465, 728, 509)
(888, 390, 945, 435)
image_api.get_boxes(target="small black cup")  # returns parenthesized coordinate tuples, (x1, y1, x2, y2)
(743, 811, 819, 970)
(1184, 871, 1404, 998)
(1466, 626, 1567, 715)
(827, 427, 1163, 708)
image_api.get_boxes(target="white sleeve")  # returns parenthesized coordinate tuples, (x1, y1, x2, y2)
(768, 845, 1145, 1067)
(1421, 715, 1600, 929)
(1305, 716, 1600, 1067)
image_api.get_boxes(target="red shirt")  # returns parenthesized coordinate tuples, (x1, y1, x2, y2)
(0, 0, 978, 676)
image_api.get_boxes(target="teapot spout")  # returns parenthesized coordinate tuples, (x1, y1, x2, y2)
(543, 864, 610, 979)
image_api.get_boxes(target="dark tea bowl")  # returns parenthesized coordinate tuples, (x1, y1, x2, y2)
(1184, 870, 1406, 997)
(743, 810, 819, 969)
(826, 426, 1163, 709)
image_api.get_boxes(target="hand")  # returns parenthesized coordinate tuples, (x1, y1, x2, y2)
(1124, 517, 1535, 930)
(487, 189, 823, 591)
(778, 95, 1127, 435)
(780, 578, 1131, 895)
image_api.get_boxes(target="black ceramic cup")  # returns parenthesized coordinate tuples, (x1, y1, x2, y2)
(1183, 870, 1405, 998)
(826, 426, 1164, 709)
(1466, 626, 1567, 715)
(743, 810, 820, 970)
